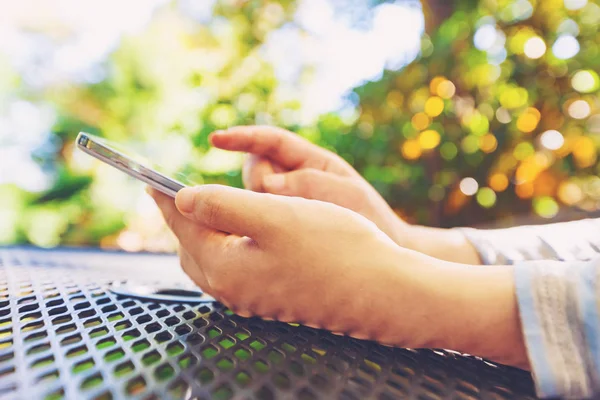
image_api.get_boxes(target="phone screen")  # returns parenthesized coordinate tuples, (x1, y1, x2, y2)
(76, 132, 198, 197)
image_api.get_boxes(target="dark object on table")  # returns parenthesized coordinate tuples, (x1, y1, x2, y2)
(0, 247, 537, 399)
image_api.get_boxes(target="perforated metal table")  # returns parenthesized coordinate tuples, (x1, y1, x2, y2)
(0, 247, 537, 399)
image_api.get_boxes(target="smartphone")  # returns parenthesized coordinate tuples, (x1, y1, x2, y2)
(76, 131, 190, 197)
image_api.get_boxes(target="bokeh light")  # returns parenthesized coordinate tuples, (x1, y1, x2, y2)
(540, 130, 565, 150)
(516, 107, 541, 133)
(459, 178, 479, 196)
(437, 80, 456, 99)
(428, 185, 445, 202)
(558, 181, 583, 205)
(474, 24, 498, 51)
(489, 173, 509, 192)
(572, 136, 596, 168)
(568, 100, 591, 119)
(499, 86, 528, 109)
(558, 19, 580, 36)
(564, 0, 588, 11)
(402, 139, 422, 160)
(514, 142, 535, 160)
(496, 107, 512, 123)
(411, 112, 431, 130)
(462, 135, 480, 154)
(552, 35, 580, 59)
(419, 130, 441, 150)
(440, 142, 458, 161)
(534, 196, 559, 218)
(572, 70, 600, 93)
(429, 76, 447, 94)
(480, 133, 498, 153)
(524, 37, 546, 59)
(424, 96, 445, 117)
(476, 187, 497, 208)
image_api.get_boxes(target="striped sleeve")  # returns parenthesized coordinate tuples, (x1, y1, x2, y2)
(459, 218, 600, 399)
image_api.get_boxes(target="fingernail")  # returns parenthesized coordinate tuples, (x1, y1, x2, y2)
(145, 186, 155, 197)
(209, 130, 226, 144)
(263, 174, 285, 191)
(176, 188, 196, 214)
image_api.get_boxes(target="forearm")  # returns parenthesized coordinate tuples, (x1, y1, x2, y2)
(368, 250, 528, 368)
(374, 249, 600, 398)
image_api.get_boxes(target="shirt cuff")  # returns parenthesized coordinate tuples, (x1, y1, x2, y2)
(458, 219, 600, 266)
(458, 226, 557, 265)
(514, 259, 600, 398)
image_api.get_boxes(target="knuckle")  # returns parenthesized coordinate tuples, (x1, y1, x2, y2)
(205, 201, 221, 228)
(345, 179, 370, 212)
(296, 169, 336, 200)
(266, 129, 284, 156)
(299, 168, 318, 179)
(328, 153, 356, 176)
(200, 191, 222, 227)
(296, 169, 319, 194)
(348, 178, 367, 194)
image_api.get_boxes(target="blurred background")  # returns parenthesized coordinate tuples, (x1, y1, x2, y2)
(1, 0, 599, 251)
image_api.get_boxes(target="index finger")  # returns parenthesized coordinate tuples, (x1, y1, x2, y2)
(210, 126, 349, 174)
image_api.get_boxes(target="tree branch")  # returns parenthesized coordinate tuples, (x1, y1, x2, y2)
(421, 0, 456, 34)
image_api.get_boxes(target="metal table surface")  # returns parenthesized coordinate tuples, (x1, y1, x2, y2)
(0, 247, 537, 400)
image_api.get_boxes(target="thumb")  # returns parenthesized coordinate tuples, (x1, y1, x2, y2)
(262, 169, 348, 201)
(174, 184, 282, 240)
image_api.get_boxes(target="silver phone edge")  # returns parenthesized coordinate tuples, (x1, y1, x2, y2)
(76, 132, 185, 198)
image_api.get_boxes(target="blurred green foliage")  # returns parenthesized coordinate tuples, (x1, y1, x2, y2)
(324, 0, 600, 227)
(1, 0, 599, 249)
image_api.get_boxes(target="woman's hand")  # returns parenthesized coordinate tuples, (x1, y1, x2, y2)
(151, 184, 420, 344)
(149, 185, 528, 368)
(210, 126, 408, 247)
(210, 126, 481, 265)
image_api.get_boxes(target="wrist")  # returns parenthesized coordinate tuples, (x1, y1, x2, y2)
(360, 250, 461, 348)
(367, 252, 528, 368)
(430, 263, 529, 368)
(397, 225, 483, 265)
(386, 217, 412, 248)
